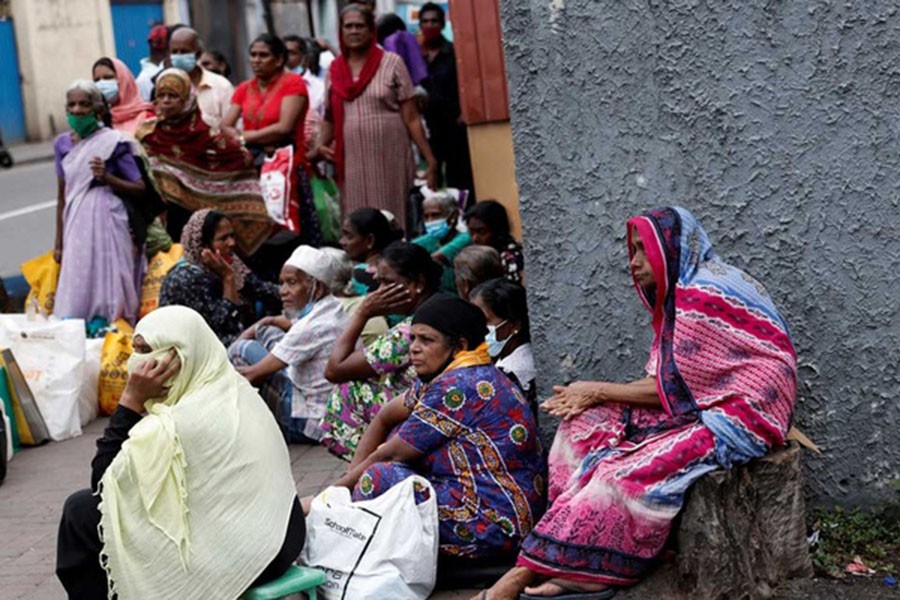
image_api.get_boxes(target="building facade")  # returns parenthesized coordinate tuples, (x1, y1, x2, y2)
(5, 0, 186, 141)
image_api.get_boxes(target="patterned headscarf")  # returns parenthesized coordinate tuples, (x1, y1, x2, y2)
(108, 57, 154, 134)
(180, 209, 251, 290)
(155, 68, 192, 103)
(626, 207, 797, 463)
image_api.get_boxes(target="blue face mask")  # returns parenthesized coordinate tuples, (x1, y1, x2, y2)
(171, 52, 198, 73)
(95, 79, 119, 104)
(296, 281, 319, 319)
(485, 321, 511, 358)
(297, 303, 314, 319)
(292, 65, 306, 75)
(424, 218, 450, 240)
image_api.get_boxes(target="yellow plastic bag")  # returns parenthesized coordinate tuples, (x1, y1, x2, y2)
(139, 244, 183, 319)
(98, 320, 134, 416)
(21, 252, 60, 316)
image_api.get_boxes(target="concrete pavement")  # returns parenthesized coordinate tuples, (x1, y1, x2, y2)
(0, 418, 477, 599)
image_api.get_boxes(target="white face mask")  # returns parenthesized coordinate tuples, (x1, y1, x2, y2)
(95, 79, 119, 104)
(485, 320, 511, 358)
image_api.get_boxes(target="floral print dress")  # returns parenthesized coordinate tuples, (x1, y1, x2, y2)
(321, 317, 416, 460)
(351, 364, 546, 558)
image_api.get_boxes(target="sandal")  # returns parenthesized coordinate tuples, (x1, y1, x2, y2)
(519, 581, 616, 600)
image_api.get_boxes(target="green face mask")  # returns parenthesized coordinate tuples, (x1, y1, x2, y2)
(67, 112, 100, 139)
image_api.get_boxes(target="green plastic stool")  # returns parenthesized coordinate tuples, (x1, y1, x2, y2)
(242, 565, 327, 600)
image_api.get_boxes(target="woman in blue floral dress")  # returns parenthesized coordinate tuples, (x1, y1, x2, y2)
(323, 294, 545, 558)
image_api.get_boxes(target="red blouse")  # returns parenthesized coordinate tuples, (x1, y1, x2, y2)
(232, 71, 309, 161)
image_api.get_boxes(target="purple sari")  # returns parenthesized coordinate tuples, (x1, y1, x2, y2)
(53, 128, 143, 324)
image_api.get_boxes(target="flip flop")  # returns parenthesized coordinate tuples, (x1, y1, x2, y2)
(519, 582, 616, 600)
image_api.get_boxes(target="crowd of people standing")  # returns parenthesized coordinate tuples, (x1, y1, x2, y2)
(51, 4, 799, 600)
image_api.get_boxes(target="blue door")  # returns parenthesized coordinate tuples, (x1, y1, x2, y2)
(110, 2, 164, 77)
(0, 20, 26, 143)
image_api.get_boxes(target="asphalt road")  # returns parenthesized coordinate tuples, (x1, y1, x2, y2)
(0, 160, 57, 277)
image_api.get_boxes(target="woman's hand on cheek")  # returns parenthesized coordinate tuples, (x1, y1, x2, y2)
(120, 350, 181, 413)
(201, 249, 234, 280)
(360, 283, 411, 318)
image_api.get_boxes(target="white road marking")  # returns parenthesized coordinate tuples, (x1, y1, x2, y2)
(0, 200, 56, 223)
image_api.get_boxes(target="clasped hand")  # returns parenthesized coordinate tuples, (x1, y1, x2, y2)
(541, 381, 603, 420)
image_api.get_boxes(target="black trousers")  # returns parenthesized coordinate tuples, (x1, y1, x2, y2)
(56, 490, 306, 599)
(430, 124, 475, 199)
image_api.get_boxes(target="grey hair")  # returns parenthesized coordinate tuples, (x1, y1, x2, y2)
(320, 247, 354, 295)
(66, 79, 106, 115)
(453, 245, 503, 288)
(422, 191, 459, 218)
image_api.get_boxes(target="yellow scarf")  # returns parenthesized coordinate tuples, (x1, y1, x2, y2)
(98, 307, 296, 599)
(444, 342, 492, 372)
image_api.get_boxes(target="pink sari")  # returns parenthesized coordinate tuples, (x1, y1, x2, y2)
(518, 207, 797, 586)
(109, 57, 154, 135)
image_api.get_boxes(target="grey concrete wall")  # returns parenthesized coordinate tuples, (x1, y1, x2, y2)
(499, 0, 900, 506)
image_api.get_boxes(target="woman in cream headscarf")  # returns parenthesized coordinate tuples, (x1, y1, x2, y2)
(56, 306, 304, 599)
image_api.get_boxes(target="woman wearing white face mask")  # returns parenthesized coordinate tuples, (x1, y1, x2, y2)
(470, 278, 537, 411)
(91, 57, 154, 135)
(228, 245, 349, 444)
(411, 191, 471, 293)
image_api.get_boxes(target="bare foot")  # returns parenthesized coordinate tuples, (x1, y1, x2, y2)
(473, 566, 539, 600)
(523, 578, 609, 597)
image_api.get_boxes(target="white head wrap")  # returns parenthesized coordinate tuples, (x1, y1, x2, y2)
(284, 245, 340, 286)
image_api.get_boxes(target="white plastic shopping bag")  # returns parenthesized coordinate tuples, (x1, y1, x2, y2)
(301, 475, 439, 600)
(260, 145, 294, 227)
(79, 338, 103, 426)
(0, 315, 85, 441)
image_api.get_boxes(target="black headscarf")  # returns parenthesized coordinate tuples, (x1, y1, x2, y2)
(412, 293, 487, 349)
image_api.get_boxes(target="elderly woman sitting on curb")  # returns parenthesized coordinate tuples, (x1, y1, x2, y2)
(228, 245, 348, 443)
(481, 207, 797, 600)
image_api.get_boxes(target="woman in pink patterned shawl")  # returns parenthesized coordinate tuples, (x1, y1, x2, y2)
(483, 207, 797, 600)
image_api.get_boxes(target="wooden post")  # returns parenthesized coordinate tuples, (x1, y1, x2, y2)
(448, 0, 523, 239)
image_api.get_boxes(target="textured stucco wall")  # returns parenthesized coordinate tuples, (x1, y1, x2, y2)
(499, 0, 900, 506)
